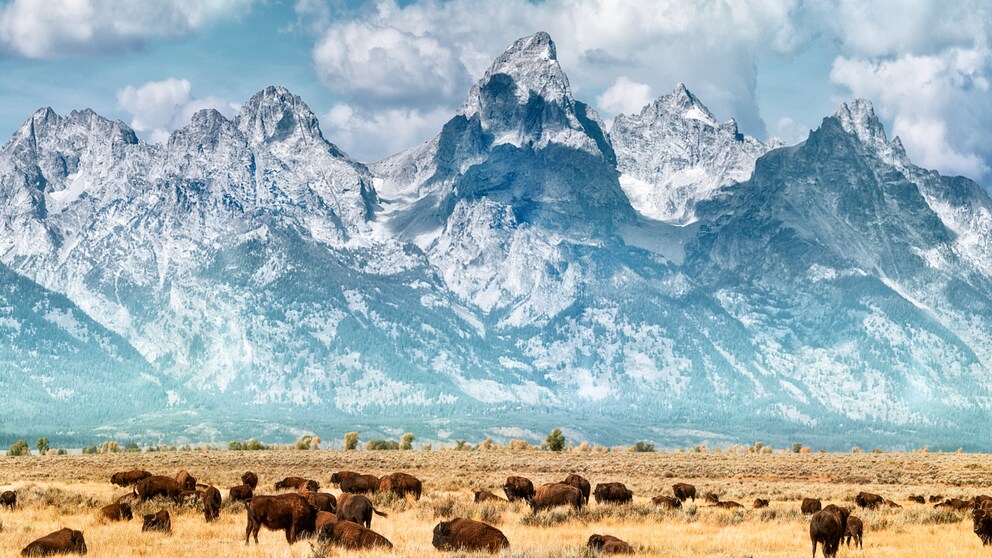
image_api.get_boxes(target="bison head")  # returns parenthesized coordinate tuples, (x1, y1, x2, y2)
(587, 534, 606, 549)
(70, 530, 87, 555)
(120, 504, 133, 520)
(432, 520, 453, 549)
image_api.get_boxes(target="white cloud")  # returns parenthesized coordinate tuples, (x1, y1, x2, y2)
(321, 102, 454, 161)
(0, 0, 254, 59)
(773, 116, 812, 145)
(117, 78, 239, 144)
(597, 77, 653, 117)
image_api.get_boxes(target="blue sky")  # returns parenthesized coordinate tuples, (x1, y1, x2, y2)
(0, 0, 989, 186)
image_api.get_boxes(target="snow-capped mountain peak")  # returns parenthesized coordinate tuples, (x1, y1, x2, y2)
(236, 85, 325, 147)
(831, 98, 908, 166)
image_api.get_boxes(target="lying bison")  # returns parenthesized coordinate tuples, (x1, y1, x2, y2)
(100, 502, 132, 521)
(845, 515, 863, 548)
(909, 494, 926, 504)
(713, 501, 744, 509)
(336, 493, 387, 528)
(229, 484, 253, 503)
(672, 483, 696, 502)
(1, 490, 16, 510)
(176, 470, 197, 491)
(588, 534, 634, 554)
(704, 492, 720, 504)
(810, 504, 849, 558)
(379, 472, 422, 500)
(315, 511, 337, 532)
(532, 483, 583, 512)
(21, 528, 87, 556)
(274, 477, 314, 492)
(432, 518, 509, 553)
(652, 495, 681, 509)
(318, 520, 393, 549)
(142, 510, 172, 533)
(937, 498, 970, 510)
(475, 490, 507, 503)
(241, 472, 259, 490)
(503, 476, 535, 502)
(110, 470, 151, 488)
(753, 498, 770, 509)
(855, 491, 884, 510)
(930, 495, 944, 503)
(136, 476, 181, 503)
(203, 486, 222, 522)
(975, 503, 992, 545)
(594, 482, 633, 505)
(562, 474, 591, 505)
(245, 494, 317, 544)
(802, 498, 822, 514)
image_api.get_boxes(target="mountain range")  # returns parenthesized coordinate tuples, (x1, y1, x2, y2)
(2, 32, 992, 450)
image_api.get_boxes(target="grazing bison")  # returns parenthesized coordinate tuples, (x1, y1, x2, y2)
(845, 515, 863, 548)
(301, 491, 337, 513)
(937, 498, 970, 511)
(474, 490, 507, 503)
(110, 470, 151, 487)
(883, 499, 902, 509)
(245, 494, 317, 545)
(136, 476, 181, 503)
(274, 477, 312, 491)
(100, 502, 132, 521)
(432, 518, 509, 553)
(810, 504, 849, 558)
(594, 482, 633, 505)
(340, 474, 378, 495)
(1, 490, 16, 510)
(672, 483, 696, 502)
(651, 495, 681, 509)
(909, 494, 926, 504)
(317, 520, 393, 549)
(974, 503, 992, 545)
(315, 511, 337, 532)
(336, 493, 387, 528)
(703, 492, 720, 504)
(379, 472, 423, 500)
(142, 510, 172, 533)
(503, 476, 535, 502)
(588, 534, 635, 554)
(532, 483, 583, 512)
(241, 472, 258, 490)
(20, 529, 87, 556)
(753, 498, 770, 509)
(176, 470, 197, 491)
(801, 498, 822, 515)
(229, 484, 253, 503)
(855, 491, 884, 510)
(562, 474, 591, 505)
(203, 486, 222, 522)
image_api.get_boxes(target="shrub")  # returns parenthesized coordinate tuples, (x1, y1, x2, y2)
(574, 441, 590, 452)
(123, 442, 141, 453)
(56, 448, 67, 456)
(366, 439, 400, 450)
(631, 441, 656, 452)
(295, 435, 315, 450)
(401, 433, 415, 450)
(36, 437, 50, 455)
(454, 440, 469, 451)
(81, 445, 97, 455)
(479, 437, 494, 450)
(546, 429, 566, 452)
(344, 432, 359, 451)
(7, 440, 29, 456)
(508, 439, 530, 451)
(792, 442, 802, 453)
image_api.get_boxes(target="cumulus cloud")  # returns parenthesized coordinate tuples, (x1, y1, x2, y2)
(0, 0, 254, 59)
(597, 77, 654, 117)
(117, 78, 239, 144)
(322, 103, 454, 161)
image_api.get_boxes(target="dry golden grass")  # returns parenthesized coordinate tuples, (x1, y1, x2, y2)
(1, 450, 990, 557)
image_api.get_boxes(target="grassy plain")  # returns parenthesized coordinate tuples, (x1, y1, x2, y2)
(0, 450, 990, 557)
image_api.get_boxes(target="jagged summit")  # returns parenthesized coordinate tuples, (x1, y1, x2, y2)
(829, 98, 908, 166)
(236, 85, 325, 146)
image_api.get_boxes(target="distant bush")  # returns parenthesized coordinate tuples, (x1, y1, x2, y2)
(81, 445, 98, 455)
(229, 439, 269, 451)
(294, 435, 319, 450)
(123, 442, 141, 453)
(454, 440, 469, 451)
(344, 432, 359, 451)
(546, 429, 566, 452)
(7, 440, 29, 456)
(366, 439, 400, 450)
(401, 433, 415, 450)
(56, 448, 67, 456)
(36, 437, 50, 455)
(631, 441, 656, 452)
(508, 439, 530, 451)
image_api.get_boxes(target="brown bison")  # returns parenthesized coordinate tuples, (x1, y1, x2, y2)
(672, 483, 696, 502)
(100, 502, 132, 521)
(176, 470, 197, 491)
(937, 498, 970, 510)
(930, 495, 944, 503)
(713, 501, 744, 509)
(1, 490, 16, 510)
(474, 490, 507, 503)
(432, 518, 509, 553)
(136, 476, 181, 503)
(503, 476, 535, 502)
(753, 498, 770, 509)
(883, 499, 902, 509)
(20, 528, 87, 556)
(379, 472, 423, 500)
(974, 503, 992, 545)
(115, 492, 140, 506)
(340, 474, 378, 495)
(329, 471, 357, 484)
(245, 494, 317, 544)
(317, 520, 393, 549)
(301, 491, 337, 513)
(203, 486, 222, 522)
(562, 474, 591, 505)
(973, 495, 992, 509)
(810, 504, 849, 558)
(594, 482, 633, 505)
(703, 492, 720, 504)
(801, 498, 822, 514)
(532, 483, 583, 512)
(229, 484, 253, 503)
(142, 510, 172, 533)
(315, 511, 337, 531)
(845, 515, 863, 548)
(588, 534, 635, 554)
(651, 495, 681, 509)
(110, 470, 151, 487)
(241, 472, 259, 490)
(908, 494, 926, 504)
(274, 477, 313, 491)
(336, 493, 387, 528)
(855, 491, 884, 510)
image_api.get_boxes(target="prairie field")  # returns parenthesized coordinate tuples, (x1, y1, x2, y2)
(1, 450, 991, 557)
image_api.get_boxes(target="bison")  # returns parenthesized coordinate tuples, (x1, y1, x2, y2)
(855, 491, 884, 510)
(379, 472, 423, 500)
(562, 474, 591, 505)
(229, 484, 253, 503)
(203, 486, 222, 522)
(704, 492, 720, 504)
(176, 470, 197, 491)
(810, 504, 849, 558)
(110, 470, 151, 487)
(474, 490, 507, 503)
(845, 515, 863, 548)
(930, 495, 944, 503)
(974, 503, 992, 545)
(336, 493, 387, 528)
(20, 528, 87, 556)
(301, 491, 337, 513)
(274, 477, 313, 491)
(909, 494, 926, 504)
(652, 495, 681, 509)
(1, 490, 16, 510)
(672, 483, 696, 502)
(713, 501, 744, 509)
(329, 471, 357, 484)
(245, 494, 317, 545)
(753, 498, 770, 509)
(100, 502, 132, 521)
(136, 476, 181, 503)
(142, 510, 172, 533)
(115, 493, 140, 507)
(432, 518, 509, 553)
(937, 498, 970, 510)
(241, 472, 259, 490)
(315, 511, 337, 532)
(588, 534, 635, 554)
(340, 474, 378, 495)
(317, 520, 393, 549)
(594, 482, 633, 505)
(801, 498, 822, 515)
(532, 483, 583, 512)
(973, 495, 992, 509)
(503, 476, 535, 502)
(883, 499, 902, 509)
